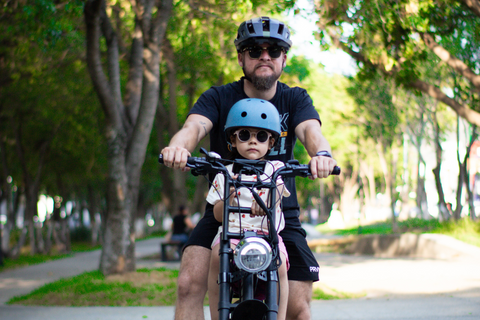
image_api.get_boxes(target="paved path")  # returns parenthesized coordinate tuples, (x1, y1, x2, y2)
(1, 237, 480, 319)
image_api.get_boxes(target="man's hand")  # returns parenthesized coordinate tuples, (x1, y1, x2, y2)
(161, 146, 191, 171)
(160, 114, 213, 171)
(309, 155, 337, 180)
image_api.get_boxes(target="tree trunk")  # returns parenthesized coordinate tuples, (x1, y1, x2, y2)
(463, 126, 477, 219)
(15, 119, 50, 255)
(11, 223, 28, 258)
(25, 190, 37, 255)
(431, 108, 449, 221)
(44, 218, 53, 254)
(416, 161, 428, 219)
(389, 145, 399, 232)
(360, 160, 376, 208)
(84, 0, 172, 275)
(339, 168, 359, 223)
(376, 144, 390, 201)
(87, 185, 100, 245)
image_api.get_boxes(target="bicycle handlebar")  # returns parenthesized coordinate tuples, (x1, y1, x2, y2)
(158, 153, 341, 177)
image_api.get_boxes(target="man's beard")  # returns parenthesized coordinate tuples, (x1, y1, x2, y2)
(243, 66, 282, 91)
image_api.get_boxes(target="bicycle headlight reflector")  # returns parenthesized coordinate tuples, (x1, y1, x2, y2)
(234, 237, 272, 272)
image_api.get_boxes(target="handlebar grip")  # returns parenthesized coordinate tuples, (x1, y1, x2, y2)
(158, 154, 201, 168)
(332, 166, 341, 175)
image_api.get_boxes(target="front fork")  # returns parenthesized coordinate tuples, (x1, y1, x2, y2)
(265, 268, 279, 320)
(218, 239, 232, 320)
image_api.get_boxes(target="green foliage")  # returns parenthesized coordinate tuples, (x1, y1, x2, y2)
(347, 74, 400, 148)
(1, 0, 106, 201)
(284, 56, 311, 82)
(316, 0, 480, 117)
(282, 56, 353, 207)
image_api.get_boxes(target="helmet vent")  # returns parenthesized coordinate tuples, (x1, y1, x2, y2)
(278, 24, 284, 35)
(262, 20, 269, 31)
(261, 113, 267, 119)
(247, 22, 255, 34)
(241, 111, 247, 117)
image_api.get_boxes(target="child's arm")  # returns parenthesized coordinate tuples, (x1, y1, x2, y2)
(251, 182, 285, 217)
(213, 201, 224, 223)
(251, 162, 289, 216)
(213, 184, 237, 223)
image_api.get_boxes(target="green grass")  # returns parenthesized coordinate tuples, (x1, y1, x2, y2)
(430, 218, 480, 247)
(0, 253, 73, 271)
(0, 237, 156, 272)
(315, 218, 480, 247)
(312, 287, 365, 300)
(71, 242, 102, 252)
(0, 242, 101, 272)
(8, 268, 180, 306)
(8, 265, 350, 306)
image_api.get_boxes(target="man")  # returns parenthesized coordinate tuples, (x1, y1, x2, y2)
(161, 16, 337, 320)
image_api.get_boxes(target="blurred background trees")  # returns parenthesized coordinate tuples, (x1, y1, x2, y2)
(1, 0, 479, 272)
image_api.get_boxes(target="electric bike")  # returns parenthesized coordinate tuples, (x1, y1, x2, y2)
(159, 148, 340, 320)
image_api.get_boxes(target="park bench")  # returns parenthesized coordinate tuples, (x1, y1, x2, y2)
(160, 240, 184, 261)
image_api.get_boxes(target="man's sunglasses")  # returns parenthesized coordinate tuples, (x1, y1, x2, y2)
(234, 129, 272, 143)
(242, 46, 284, 59)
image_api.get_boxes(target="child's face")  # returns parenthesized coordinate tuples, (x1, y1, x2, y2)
(231, 128, 274, 160)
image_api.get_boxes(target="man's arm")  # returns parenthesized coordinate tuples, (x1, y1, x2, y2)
(295, 119, 337, 179)
(161, 114, 213, 170)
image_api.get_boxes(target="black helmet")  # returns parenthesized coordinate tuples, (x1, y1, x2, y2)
(234, 17, 292, 53)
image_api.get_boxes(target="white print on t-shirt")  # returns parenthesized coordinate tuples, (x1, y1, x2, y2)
(269, 112, 289, 156)
(280, 112, 289, 132)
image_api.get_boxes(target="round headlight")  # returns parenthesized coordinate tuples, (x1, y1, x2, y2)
(234, 237, 272, 272)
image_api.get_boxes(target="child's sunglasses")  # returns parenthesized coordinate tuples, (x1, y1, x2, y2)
(242, 46, 284, 59)
(234, 129, 272, 143)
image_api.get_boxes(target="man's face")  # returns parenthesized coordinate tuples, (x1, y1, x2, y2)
(238, 43, 287, 91)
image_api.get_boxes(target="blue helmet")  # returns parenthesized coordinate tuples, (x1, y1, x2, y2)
(225, 98, 281, 145)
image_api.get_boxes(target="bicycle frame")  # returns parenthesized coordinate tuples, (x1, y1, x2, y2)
(218, 159, 282, 320)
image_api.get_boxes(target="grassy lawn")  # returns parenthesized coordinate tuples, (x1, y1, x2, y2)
(7, 266, 351, 306)
(0, 242, 101, 272)
(0, 252, 73, 271)
(0, 233, 165, 272)
(312, 286, 365, 300)
(8, 268, 180, 306)
(316, 217, 480, 248)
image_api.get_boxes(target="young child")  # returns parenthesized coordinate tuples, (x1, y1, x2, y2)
(206, 98, 291, 320)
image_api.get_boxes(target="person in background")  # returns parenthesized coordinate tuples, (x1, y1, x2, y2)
(171, 205, 195, 245)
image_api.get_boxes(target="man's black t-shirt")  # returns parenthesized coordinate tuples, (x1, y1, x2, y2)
(189, 77, 321, 218)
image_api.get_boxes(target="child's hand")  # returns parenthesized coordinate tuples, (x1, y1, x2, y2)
(250, 200, 266, 217)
